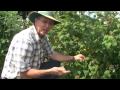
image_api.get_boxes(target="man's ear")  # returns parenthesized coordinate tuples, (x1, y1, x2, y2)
(34, 18, 38, 24)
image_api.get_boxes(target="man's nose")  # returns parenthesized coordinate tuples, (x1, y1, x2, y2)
(46, 22, 51, 28)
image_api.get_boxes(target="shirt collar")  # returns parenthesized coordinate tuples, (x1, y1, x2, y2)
(32, 25, 40, 41)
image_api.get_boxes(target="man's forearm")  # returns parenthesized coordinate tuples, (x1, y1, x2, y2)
(49, 52, 75, 62)
(20, 69, 51, 79)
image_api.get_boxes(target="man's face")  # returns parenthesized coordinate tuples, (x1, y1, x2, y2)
(34, 16, 54, 37)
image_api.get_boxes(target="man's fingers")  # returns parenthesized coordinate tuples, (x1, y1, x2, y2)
(64, 70, 71, 74)
(79, 55, 85, 60)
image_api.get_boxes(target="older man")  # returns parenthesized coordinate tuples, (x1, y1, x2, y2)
(1, 11, 85, 79)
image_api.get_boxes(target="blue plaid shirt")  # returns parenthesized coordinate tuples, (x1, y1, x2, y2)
(1, 25, 53, 79)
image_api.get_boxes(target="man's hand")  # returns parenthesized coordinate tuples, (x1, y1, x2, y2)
(49, 67, 71, 76)
(74, 54, 85, 62)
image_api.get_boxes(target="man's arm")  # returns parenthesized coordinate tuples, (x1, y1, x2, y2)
(49, 51, 85, 62)
(20, 69, 52, 79)
(20, 67, 70, 79)
(49, 51, 74, 62)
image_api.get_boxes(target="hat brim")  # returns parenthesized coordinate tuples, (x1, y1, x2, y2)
(28, 12, 60, 25)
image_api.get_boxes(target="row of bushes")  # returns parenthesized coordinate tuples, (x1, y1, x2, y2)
(48, 11, 120, 79)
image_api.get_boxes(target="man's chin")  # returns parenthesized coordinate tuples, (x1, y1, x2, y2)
(39, 33, 46, 37)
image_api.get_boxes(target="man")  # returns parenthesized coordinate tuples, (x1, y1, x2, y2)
(1, 11, 85, 79)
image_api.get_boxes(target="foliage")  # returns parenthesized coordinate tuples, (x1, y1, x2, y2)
(0, 11, 120, 79)
(48, 11, 120, 79)
(0, 11, 23, 74)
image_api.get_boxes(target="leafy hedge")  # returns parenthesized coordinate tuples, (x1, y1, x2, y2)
(48, 11, 120, 79)
(0, 11, 23, 74)
(0, 11, 120, 79)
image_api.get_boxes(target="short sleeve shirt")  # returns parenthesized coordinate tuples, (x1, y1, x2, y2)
(1, 25, 53, 79)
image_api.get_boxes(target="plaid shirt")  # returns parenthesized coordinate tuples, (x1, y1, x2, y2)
(1, 25, 53, 79)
